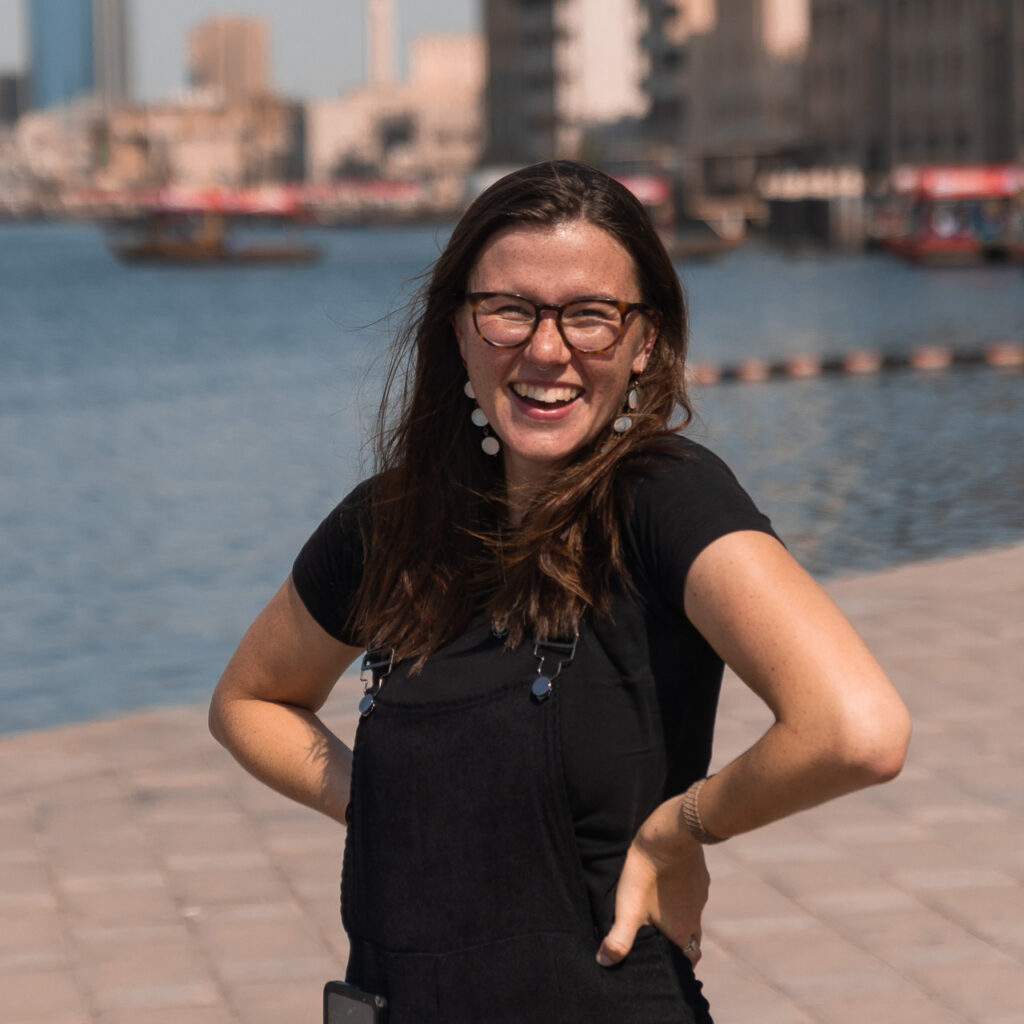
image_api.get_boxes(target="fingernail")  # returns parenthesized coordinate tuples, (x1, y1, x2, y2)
(596, 949, 613, 967)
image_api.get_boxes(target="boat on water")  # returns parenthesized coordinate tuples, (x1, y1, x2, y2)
(880, 164, 1024, 266)
(659, 218, 742, 262)
(109, 210, 321, 265)
(105, 186, 322, 266)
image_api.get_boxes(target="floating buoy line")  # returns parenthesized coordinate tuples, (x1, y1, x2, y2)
(687, 341, 1024, 385)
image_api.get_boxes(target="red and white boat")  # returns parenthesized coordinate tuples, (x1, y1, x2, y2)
(882, 164, 1024, 266)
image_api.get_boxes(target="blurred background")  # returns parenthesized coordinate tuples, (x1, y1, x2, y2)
(1, 0, 1023, 736)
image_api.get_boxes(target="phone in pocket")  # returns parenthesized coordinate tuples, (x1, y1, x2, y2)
(323, 980, 388, 1023)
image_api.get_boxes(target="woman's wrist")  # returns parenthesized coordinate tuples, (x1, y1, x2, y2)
(680, 776, 727, 845)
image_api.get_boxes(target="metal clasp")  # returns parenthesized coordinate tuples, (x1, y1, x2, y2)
(530, 632, 578, 702)
(358, 648, 395, 717)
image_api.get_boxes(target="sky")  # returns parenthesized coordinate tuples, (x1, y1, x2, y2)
(0, 0, 478, 100)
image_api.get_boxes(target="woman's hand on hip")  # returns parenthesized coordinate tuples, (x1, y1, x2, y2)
(596, 800, 709, 969)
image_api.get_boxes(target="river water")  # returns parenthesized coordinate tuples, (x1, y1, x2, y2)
(2, 222, 1022, 735)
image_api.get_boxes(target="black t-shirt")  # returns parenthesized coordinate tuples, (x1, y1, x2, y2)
(293, 436, 776, 926)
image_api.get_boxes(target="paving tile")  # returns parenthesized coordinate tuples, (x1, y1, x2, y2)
(892, 866, 1019, 890)
(0, 969, 91, 1022)
(0, 857, 53, 905)
(57, 880, 183, 929)
(915, 885, 1024, 958)
(908, 963, 1024, 1021)
(192, 910, 336, 980)
(831, 836, 969, 873)
(80, 927, 222, 1014)
(96, 1008, 236, 1024)
(801, 989, 966, 1023)
(91, 981, 222, 1014)
(699, 958, 818, 1022)
(165, 866, 294, 907)
(795, 882, 921, 916)
(777, 964, 914, 1003)
(223, 976, 324, 1024)
(0, 908, 69, 974)
(705, 870, 808, 918)
(830, 907, 1017, 970)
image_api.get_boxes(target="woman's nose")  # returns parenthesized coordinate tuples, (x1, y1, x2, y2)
(524, 311, 571, 365)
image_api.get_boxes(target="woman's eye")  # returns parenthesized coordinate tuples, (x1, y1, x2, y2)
(565, 303, 618, 322)
(487, 299, 534, 319)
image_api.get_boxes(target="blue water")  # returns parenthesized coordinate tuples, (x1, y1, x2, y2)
(2, 222, 1023, 736)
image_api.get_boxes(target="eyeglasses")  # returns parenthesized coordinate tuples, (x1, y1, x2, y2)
(465, 292, 656, 354)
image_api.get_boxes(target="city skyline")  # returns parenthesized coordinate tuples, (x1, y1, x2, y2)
(0, 0, 477, 101)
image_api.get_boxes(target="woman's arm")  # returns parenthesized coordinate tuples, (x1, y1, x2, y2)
(598, 530, 912, 965)
(209, 575, 365, 824)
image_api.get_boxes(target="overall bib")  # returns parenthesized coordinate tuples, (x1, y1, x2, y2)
(341, 620, 713, 1023)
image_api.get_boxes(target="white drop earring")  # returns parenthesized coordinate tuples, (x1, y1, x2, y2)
(465, 379, 500, 455)
(612, 379, 640, 434)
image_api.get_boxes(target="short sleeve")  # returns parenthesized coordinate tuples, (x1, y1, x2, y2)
(291, 480, 372, 646)
(626, 438, 777, 619)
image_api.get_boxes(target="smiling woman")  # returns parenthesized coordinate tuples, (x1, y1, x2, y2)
(209, 161, 911, 1024)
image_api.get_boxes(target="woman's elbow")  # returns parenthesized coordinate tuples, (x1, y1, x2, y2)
(208, 691, 227, 747)
(208, 678, 237, 749)
(836, 694, 912, 786)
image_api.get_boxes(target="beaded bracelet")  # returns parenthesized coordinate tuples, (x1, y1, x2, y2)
(681, 776, 727, 845)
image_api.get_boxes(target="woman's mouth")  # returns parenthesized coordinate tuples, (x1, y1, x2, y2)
(510, 382, 582, 409)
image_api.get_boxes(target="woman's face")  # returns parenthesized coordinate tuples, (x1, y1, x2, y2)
(453, 219, 657, 493)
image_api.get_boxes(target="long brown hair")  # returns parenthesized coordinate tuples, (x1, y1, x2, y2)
(349, 161, 691, 661)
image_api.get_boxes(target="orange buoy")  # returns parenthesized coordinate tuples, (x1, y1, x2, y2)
(784, 354, 822, 378)
(909, 345, 954, 370)
(841, 349, 883, 374)
(735, 358, 771, 382)
(984, 341, 1024, 368)
(689, 362, 721, 386)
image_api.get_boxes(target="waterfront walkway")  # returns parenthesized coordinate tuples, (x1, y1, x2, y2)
(2, 543, 1022, 1024)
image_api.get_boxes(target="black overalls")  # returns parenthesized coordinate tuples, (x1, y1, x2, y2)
(341, 618, 713, 1023)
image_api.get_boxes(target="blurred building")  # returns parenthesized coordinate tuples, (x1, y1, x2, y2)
(805, 0, 1024, 173)
(406, 33, 487, 183)
(368, 0, 397, 87)
(188, 16, 269, 106)
(93, 0, 131, 109)
(0, 73, 30, 125)
(28, 0, 130, 111)
(559, 0, 648, 155)
(482, 0, 651, 165)
(29, 0, 93, 110)
(307, 32, 484, 202)
(689, 0, 808, 191)
(638, 0, 713, 156)
(14, 100, 102, 196)
(100, 94, 305, 189)
(482, 0, 562, 164)
(638, 0, 809, 193)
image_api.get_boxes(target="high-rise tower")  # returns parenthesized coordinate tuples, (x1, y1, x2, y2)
(93, 0, 131, 107)
(28, 0, 130, 110)
(189, 15, 269, 105)
(29, 0, 94, 110)
(367, 0, 397, 87)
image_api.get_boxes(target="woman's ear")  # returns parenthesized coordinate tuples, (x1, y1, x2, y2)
(631, 317, 658, 376)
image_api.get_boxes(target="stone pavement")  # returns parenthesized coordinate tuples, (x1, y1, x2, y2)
(1, 543, 1022, 1024)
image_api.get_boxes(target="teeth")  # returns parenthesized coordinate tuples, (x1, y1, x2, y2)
(512, 383, 581, 404)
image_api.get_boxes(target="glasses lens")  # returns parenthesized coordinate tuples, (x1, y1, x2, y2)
(474, 294, 536, 347)
(560, 300, 624, 352)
